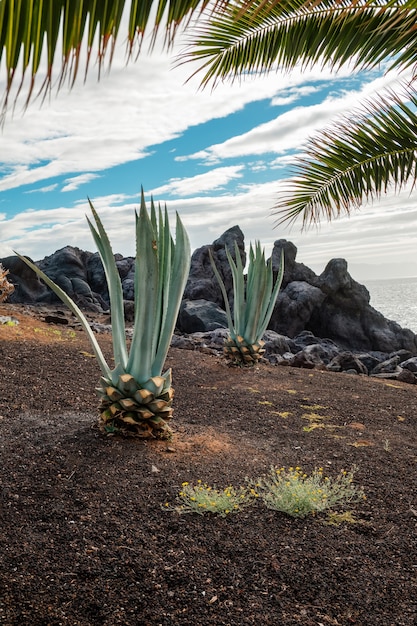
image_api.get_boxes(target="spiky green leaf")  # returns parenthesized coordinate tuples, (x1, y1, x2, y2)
(211, 239, 284, 347)
(126, 191, 190, 382)
(152, 209, 191, 376)
(86, 199, 128, 370)
(209, 247, 237, 341)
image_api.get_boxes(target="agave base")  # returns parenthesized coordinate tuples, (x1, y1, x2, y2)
(96, 370, 174, 439)
(223, 335, 265, 366)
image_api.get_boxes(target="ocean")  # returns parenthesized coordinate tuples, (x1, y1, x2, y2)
(362, 277, 417, 334)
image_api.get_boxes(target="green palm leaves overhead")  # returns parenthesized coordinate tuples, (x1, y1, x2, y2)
(187, 0, 417, 86)
(2, 0, 417, 221)
(15, 191, 191, 438)
(185, 0, 417, 223)
(275, 93, 417, 226)
(0, 0, 224, 112)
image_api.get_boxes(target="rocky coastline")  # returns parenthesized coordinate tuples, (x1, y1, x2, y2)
(2, 225, 417, 384)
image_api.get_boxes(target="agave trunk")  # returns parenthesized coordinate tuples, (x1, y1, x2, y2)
(223, 335, 265, 365)
(96, 369, 174, 439)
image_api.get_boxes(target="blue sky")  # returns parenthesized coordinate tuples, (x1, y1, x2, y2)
(1, 25, 416, 281)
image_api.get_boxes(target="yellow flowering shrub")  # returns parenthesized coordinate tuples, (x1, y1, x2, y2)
(165, 480, 255, 517)
(251, 465, 365, 518)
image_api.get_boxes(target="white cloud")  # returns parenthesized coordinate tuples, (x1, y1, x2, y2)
(0, 22, 414, 283)
(176, 70, 407, 164)
(270, 85, 321, 106)
(0, 32, 360, 194)
(62, 173, 101, 192)
(2, 181, 417, 281)
(25, 183, 59, 194)
(150, 165, 244, 196)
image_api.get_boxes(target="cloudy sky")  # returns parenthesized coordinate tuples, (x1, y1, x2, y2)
(0, 18, 416, 282)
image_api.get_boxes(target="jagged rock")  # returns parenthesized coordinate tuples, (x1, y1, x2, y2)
(2, 228, 417, 359)
(364, 316, 417, 354)
(115, 256, 135, 280)
(171, 328, 229, 353)
(122, 278, 135, 302)
(288, 351, 316, 369)
(201, 328, 231, 349)
(371, 367, 416, 384)
(291, 331, 337, 351)
(400, 357, 417, 372)
(319, 258, 369, 302)
(296, 342, 340, 366)
(177, 299, 228, 333)
(2, 255, 49, 303)
(183, 225, 245, 307)
(397, 369, 417, 384)
(327, 352, 369, 375)
(391, 349, 414, 362)
(308, 258, 371, 348)
(271, 239, 318, 287)
(170, 335, 196, 350)
(0, 315, 18, 325)
(371, 355, 402, 375)
(44, 314, 69, 325)
(35, 247, 102, 311)
(123, 300, 134, 323)
(355, 352, 386, 372)
(267, 352, 293, 366)
(270, 282, 326, 337)
(117, 257, 136, 301)
(86, 252, 109, 300)
(263, 330, 294, 356)
(303, 258, 417, 354)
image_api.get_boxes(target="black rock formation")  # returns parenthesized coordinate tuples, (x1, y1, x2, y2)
(2, 228, 417, 355)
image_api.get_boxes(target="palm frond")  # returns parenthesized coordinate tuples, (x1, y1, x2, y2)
(184, 0, 417, 87)
(0, 0, 227, 113)
(274, 89, 417, 226)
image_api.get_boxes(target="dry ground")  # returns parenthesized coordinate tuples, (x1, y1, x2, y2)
(0, 304, 416, 625)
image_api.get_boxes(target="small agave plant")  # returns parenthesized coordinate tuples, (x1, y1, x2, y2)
(15, 191, 191, 439)
(210, 241, 284, 365)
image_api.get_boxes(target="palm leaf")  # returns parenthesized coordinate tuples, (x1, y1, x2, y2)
(0, 0, 230, 114)
(274, 89, 417, 226)
(185, 0, 417, 87)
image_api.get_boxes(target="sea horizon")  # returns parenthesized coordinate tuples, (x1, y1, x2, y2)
(361, 276, 417, 334)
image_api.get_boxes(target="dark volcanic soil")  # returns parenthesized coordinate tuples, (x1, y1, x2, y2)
(0, 304, 416, 625)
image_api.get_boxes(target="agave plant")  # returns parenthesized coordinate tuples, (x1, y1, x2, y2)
(210, 242, 284, 365)
(15, 191, 191, 439)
